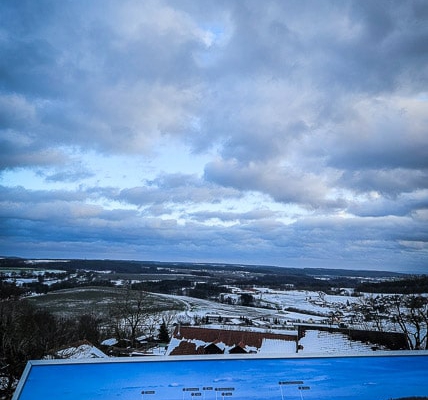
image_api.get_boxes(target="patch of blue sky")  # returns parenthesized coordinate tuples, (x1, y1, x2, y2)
(1, 139, 211, 192)
(201, 22, 230, 47)
(416, 92, 428, 102)
(0, 169, 46, 191)
(153, 138, 212, 176)
(195, 22, 231, 67)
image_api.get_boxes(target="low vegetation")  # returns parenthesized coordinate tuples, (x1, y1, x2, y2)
(27, 286, 184, 317)
(0, 299, 102, 399)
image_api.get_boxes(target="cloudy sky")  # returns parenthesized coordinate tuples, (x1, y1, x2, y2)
(1, 0, 428, 272)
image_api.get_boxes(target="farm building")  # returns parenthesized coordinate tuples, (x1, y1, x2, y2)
(166, 325, 298, 355)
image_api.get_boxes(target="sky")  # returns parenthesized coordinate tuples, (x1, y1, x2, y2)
(1, 0, 428, 273)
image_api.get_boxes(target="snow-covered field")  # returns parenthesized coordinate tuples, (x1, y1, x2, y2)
(163, 289, 359, 326)
(26, 286, 426, 354)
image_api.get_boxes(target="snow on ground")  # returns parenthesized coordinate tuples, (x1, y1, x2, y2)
(7, 278, 39, 286)
(275, 310, 326, 323)
(166, 289, 375, 329)
(168, 290, 350, 326)
(259, 289, 322, 310)
(145, 346, 168, 356)
(258, 289, 360, 317)
(198, 324, 296, 336)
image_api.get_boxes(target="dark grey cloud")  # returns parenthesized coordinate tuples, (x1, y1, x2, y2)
(0, 185, 87, 203)
(324, 114, 428, 171)
(347, 192, 428, 218)
(0, 0, 206, 161)
(120, 173, 242, 206)
(339, 169, 428, 196)
(43, 169, 95, 183)
(1, 0, 427, 166)
(204, 159, 344, 209)
(193, 0, 428, 164)
(0, 140, 67, 170)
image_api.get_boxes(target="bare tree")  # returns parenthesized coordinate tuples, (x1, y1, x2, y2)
(389, 295, 428, 350)
(143, 313, 162, 339)
(109, 289, 162, 347)
(354, 294, 428, 350)
(356, 295, 390, 332)
(76, 313, 102, 345)
(161, 310, 177, 332)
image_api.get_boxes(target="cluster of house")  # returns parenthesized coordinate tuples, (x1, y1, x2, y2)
(53, 315, 406, 361)
(165, 325, 299, 356)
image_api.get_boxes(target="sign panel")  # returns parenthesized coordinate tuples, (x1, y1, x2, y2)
(12, 353, 428, 400)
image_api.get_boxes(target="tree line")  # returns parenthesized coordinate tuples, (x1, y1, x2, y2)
(0, 299, 101, 399)
(356, 275, 428, 294)
(0, 286, 175, 400)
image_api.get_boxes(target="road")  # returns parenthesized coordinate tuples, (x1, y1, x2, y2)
(156, 293, 279, 321)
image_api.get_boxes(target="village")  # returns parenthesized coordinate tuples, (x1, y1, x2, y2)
(1, 258, 427, 400)
(1, 259, 416, 361)
(86, 284, 408, 360)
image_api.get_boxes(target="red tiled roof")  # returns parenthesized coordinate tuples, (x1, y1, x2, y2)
(171, 340, 200, 355)
(169, 326, 297, 356)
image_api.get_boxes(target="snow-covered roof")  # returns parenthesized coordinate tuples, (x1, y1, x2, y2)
(298, 330, 386, 354)
(166, 326, 297, 356)
(50, 340, 108, 359)
(101, 338, 118, 346)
